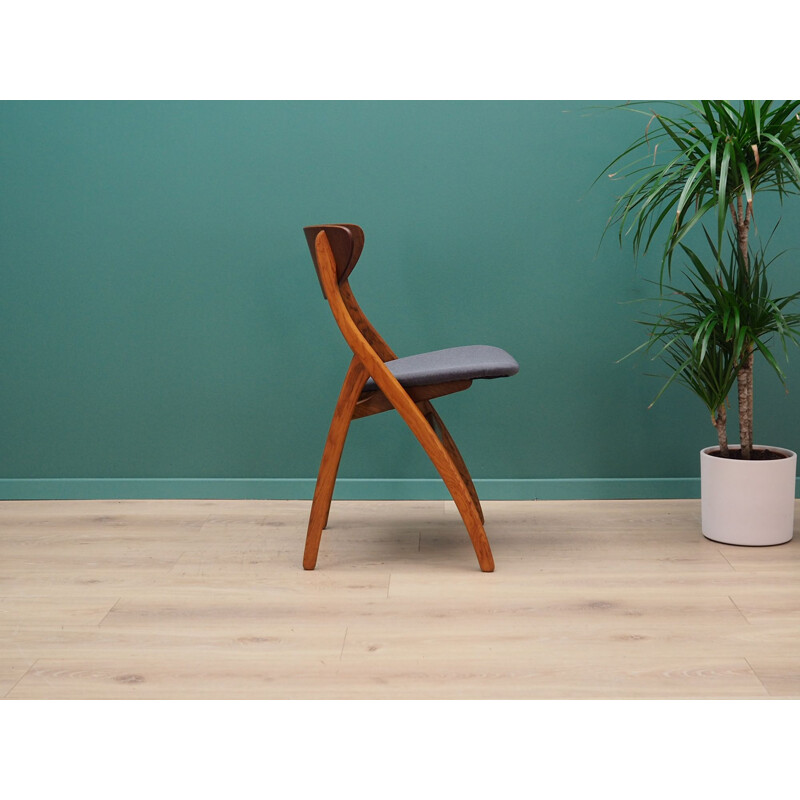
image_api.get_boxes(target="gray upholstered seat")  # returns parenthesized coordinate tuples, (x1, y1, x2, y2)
(363, 345, 519, 391)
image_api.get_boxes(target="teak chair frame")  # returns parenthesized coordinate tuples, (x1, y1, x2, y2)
(304, 226, 495, 572)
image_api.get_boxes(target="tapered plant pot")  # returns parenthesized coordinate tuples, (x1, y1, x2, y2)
(700, 445, 797, 546)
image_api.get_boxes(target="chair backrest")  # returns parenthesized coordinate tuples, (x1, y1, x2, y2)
(303, 224, 364, 298)
(303, 223, 397, 363)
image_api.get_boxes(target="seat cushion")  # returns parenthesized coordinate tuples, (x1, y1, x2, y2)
(363, 345, 519, 391)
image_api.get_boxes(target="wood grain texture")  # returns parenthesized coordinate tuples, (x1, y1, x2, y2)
(338, 280, 396, 362)
(421, 401, 484, 523)
(2, 498, 800, 699)
(304, 355, 369, 569)
(353, 380, 472, 419)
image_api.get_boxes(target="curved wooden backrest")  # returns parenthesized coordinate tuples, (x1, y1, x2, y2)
(304, 224, 397, 362)
(303, 224, 364, 298)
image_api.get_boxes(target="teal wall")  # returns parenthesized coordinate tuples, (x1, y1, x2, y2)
(2, 101, 799, 499)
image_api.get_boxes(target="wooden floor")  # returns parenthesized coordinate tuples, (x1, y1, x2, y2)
(1, 498, 799, 699)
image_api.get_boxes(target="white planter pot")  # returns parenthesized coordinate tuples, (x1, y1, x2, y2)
(700, 445, 797, 546)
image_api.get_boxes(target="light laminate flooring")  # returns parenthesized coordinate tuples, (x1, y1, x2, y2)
(1, 498, 799, 699)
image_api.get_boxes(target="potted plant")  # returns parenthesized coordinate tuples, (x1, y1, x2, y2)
(600, 100, 800, 545)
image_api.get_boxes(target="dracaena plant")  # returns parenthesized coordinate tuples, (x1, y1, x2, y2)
(601, 100, 800, 458)
(628, 230, 800, 456)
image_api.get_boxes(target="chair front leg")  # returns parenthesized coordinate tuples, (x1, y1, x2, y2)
(304, 356, 369, 570)
(390, 397, 494, 572)
(420, 401, 485, 524)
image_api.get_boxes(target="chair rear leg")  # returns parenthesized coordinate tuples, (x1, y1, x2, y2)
(421, 402, 485, 524)
(304, 357, 369, 570)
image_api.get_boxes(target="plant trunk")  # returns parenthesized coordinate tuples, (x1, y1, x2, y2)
(713, 404, 729, 457)
(733, 197, 754, 459)
(737, 347, 754, 459)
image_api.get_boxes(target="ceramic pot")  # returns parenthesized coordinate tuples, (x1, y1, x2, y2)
(700, 445, 797, 546)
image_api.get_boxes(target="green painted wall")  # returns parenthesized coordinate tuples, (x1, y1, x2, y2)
(2, 101, 799, 498)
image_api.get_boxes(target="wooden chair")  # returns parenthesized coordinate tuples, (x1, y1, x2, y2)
(302, 224, 519, 572)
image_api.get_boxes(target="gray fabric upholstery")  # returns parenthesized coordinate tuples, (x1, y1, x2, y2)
(363, 345, 519, 391)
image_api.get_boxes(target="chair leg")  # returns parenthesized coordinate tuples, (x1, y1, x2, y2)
(304, 357, 369, 570)
(394, 400, 494, 572)
(421, 401, 485, 524)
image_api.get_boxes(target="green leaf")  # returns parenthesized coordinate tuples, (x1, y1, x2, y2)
(738, 160, 753, 205)
(677, 154, 711, 217)
(717, 139, 733, 239)
(752, 334, 787, 382)
(761, 132, 800, 186)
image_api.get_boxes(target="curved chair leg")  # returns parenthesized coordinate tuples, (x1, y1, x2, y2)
(393, 398, 494, 572)
(421, 401, 485, 524)
(304, 357, 369, 570)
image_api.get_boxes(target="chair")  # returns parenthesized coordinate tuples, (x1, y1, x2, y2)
(302, 224, 519, 572)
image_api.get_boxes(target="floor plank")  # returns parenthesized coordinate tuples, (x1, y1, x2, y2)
(2, 498, 799, 699)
